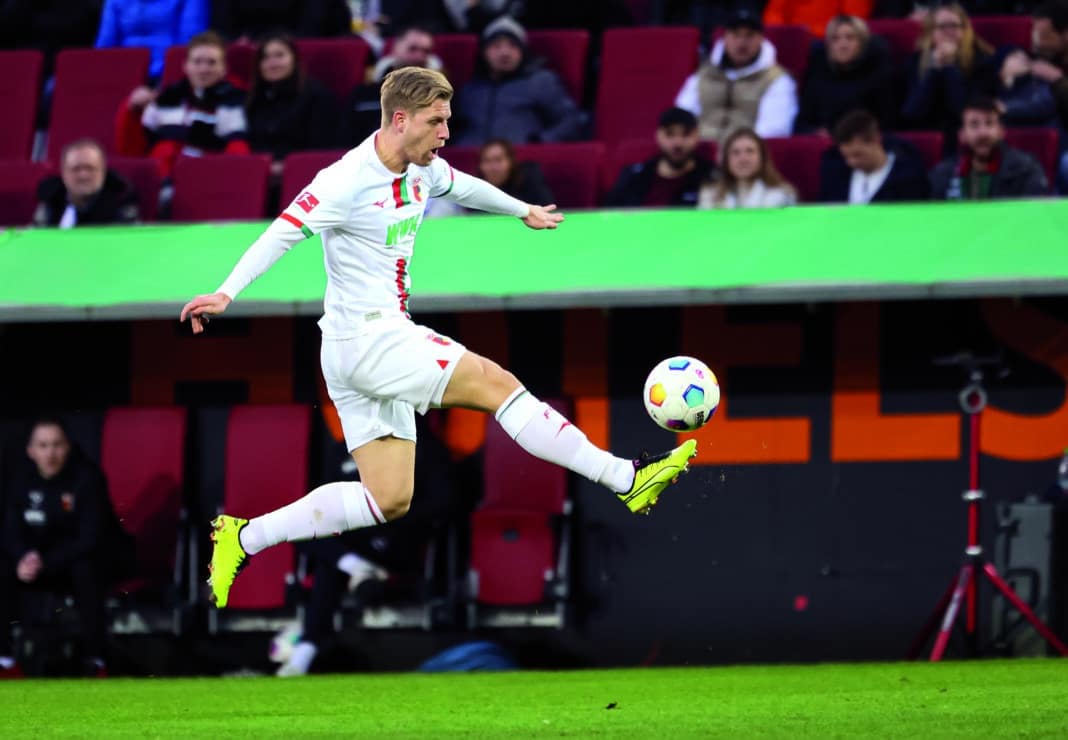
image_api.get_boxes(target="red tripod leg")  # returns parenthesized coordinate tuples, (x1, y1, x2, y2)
(908, 577, 957, 659)
(931, 565, 973, 662)
(982, 562, 1068, 656)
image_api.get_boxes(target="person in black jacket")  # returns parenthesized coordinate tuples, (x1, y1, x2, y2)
(796, 15, 896, 135)
(247, 33, 339, 168)
(477, 139, 554, 205)
(33, 139, 140, 228)
(820, 108, 931, 203)
(212, 0, 350, 41)
(605, 107, 714, 208)
(0, 418, 113, 676)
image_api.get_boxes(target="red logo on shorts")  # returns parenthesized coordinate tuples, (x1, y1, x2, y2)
(427, 334, 452, 346)
(436, 359, 450, 370)
(295, 191, 320, 213)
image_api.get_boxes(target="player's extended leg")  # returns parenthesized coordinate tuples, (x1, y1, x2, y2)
(207, 437, 414, 608)
(441, 351, 697, 514)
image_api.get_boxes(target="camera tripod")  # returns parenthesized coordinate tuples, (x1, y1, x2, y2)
(909, 354, 1068, 661)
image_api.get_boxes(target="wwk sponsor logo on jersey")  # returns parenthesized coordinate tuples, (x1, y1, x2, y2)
(385, 214, 421, 247)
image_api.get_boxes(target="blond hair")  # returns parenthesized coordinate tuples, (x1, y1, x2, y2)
(380, 67, 453, 127)
(825, 14, 870, 51)
(710, 128, 795, 205)
(918, 3, 993, 77)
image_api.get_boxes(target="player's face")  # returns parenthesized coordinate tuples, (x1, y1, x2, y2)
(655, 124, 698, 169)
(394, 31, 434, 67)
(61, 145, 106, 200)
(1033, 18, 1065, 61)
(479, 143, 512, 187)
(485, 37, 523, 75)
(403, 99, 451, 166)
(185, 44, 226, 90)
(724, 28, 762, 67)
(26, 424, 70, 480)
(260, 40, 296, 83)
(960, 109, 1003, 159)
(726, 135, 761, 180)
(828, 24, 862, 66)
(838, 136, 883, 173)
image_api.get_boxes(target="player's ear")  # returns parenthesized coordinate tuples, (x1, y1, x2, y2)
(393, 109, 407, 133)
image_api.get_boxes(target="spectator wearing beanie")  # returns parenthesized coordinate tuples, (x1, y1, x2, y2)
(452, 16, 584, 145)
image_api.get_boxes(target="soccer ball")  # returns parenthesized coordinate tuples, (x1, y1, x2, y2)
(643, 356, 720, 432)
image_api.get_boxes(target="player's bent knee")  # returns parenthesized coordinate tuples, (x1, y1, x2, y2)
(367, 481, 414, 521)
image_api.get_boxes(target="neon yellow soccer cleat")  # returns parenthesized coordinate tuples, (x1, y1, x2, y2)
(618, 439, 698, 515)
(207, 514, 249, 608)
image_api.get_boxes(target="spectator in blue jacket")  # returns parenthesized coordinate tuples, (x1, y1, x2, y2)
(452, 16, 584, 146)
(819, 109, 930, 203)
(994, 48, 1059, 126)
(94, 0, 209, 82)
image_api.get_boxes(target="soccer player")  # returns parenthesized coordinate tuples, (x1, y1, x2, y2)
(180, 67, 697, 609)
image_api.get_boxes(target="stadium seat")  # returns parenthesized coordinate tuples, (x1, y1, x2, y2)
(161, 43, 257, 89)
(438, 145, 479, 176)
(762, 25, 812, 83)
(1004, 127, 1059, 191)
(280, 150, 348, 209)
(434, 34, 479, 91)
(294, 37, 371, 103)
(600, 138, 718, 198)
(596, 27, 700, 145)
(48, 48, 150, 161)
(765, 135, 832, 203)
(972, 16, 1032, 51)
(467, 399, 571, 627)
(210, 405, 311, 632)
(527, 30, 590, 104)
(171, 154, 271, 222)
(101, 407, 187, 633)
(0, 162, 52, 226)
(892, 131, 945, 171)
(513, 142, 606, 209)
(107, 156, 162, 222)
(867, 18, 922, 64)
(0, 50, 43, 161)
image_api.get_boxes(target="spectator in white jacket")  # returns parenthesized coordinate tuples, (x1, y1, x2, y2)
(698, 127, 797, 209)
(675, 8, 798, 144)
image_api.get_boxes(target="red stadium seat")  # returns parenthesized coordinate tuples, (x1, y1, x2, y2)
(107, 156, 162, 221)
(765, 135, 832, 203)
(221, 405, 311, 612)
(600, 138, 718, 197)
(294, 37, 370, 103)
(0, 162, 52, 226)
(469, 509, 556, 605)
(48, 48, 150, 161)
(161, 43, 256, 89)
(596, 27, 700, 145)
(101, 407, 186, 603)
(892, 131, 944, 171)
(972, 16, 1032, 50)
(513, 142, 605, 209)
(763, 25, 812, 83)
(867, 18, 922, 64)
(0, 50, 43, 161)
(439, 145, 480, 176)
(1004, 127, 1059, 191)
(527, 30, 590, 103)
(481, 398, 571, 513)
(171, 154, 271, 222)
(279, 150, 347, 210)
(434, 34, 479, 91)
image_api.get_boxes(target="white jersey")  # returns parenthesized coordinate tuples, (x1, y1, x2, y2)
(217, 133, 530, 338)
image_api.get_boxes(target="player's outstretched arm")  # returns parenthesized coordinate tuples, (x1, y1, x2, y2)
(180, 292, 232, 335)
(522, 204, 564, 230)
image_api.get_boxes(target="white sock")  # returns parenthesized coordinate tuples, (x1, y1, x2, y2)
(0, 656, 14, 669)
(239, 481, 385, 555)
(495, 388, 635, 494)
(277, 641, 317, 677)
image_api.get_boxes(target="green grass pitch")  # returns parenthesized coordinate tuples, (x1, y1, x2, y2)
(2, 659, 1066, 737)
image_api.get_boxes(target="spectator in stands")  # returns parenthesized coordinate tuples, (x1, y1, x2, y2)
(605, 107, 714, 208)
(1032, 0, 1068, 189)
(212, 0, 351, 41)
(0, 1, 102, 78)
(452, 16, 585, 146)
(930, 95, 1049, 198)
(33, 139, 140, 228)
(138, 31, 251, 178)
(0, 418, 111, 677)
(477, 139, 555, 204)
(674, 9, 798, 144)
(994, 48, 1059, 126)
(900, 3, 996, 154)
(819, 109, 930, 203)
(339, 25, 443, 146)
(698, 127, 798, 208)
(795, 15, 896, 135)
(246, 33, 339, 171)
(95, 0, 209, 82)
(764, 0, 874, 35)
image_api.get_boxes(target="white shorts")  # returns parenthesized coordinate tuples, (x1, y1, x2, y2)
(320, 315, 467, 452)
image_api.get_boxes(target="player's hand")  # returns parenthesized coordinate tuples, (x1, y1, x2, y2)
(522, 204, 564, 230)
(180, 292, 232, 334)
